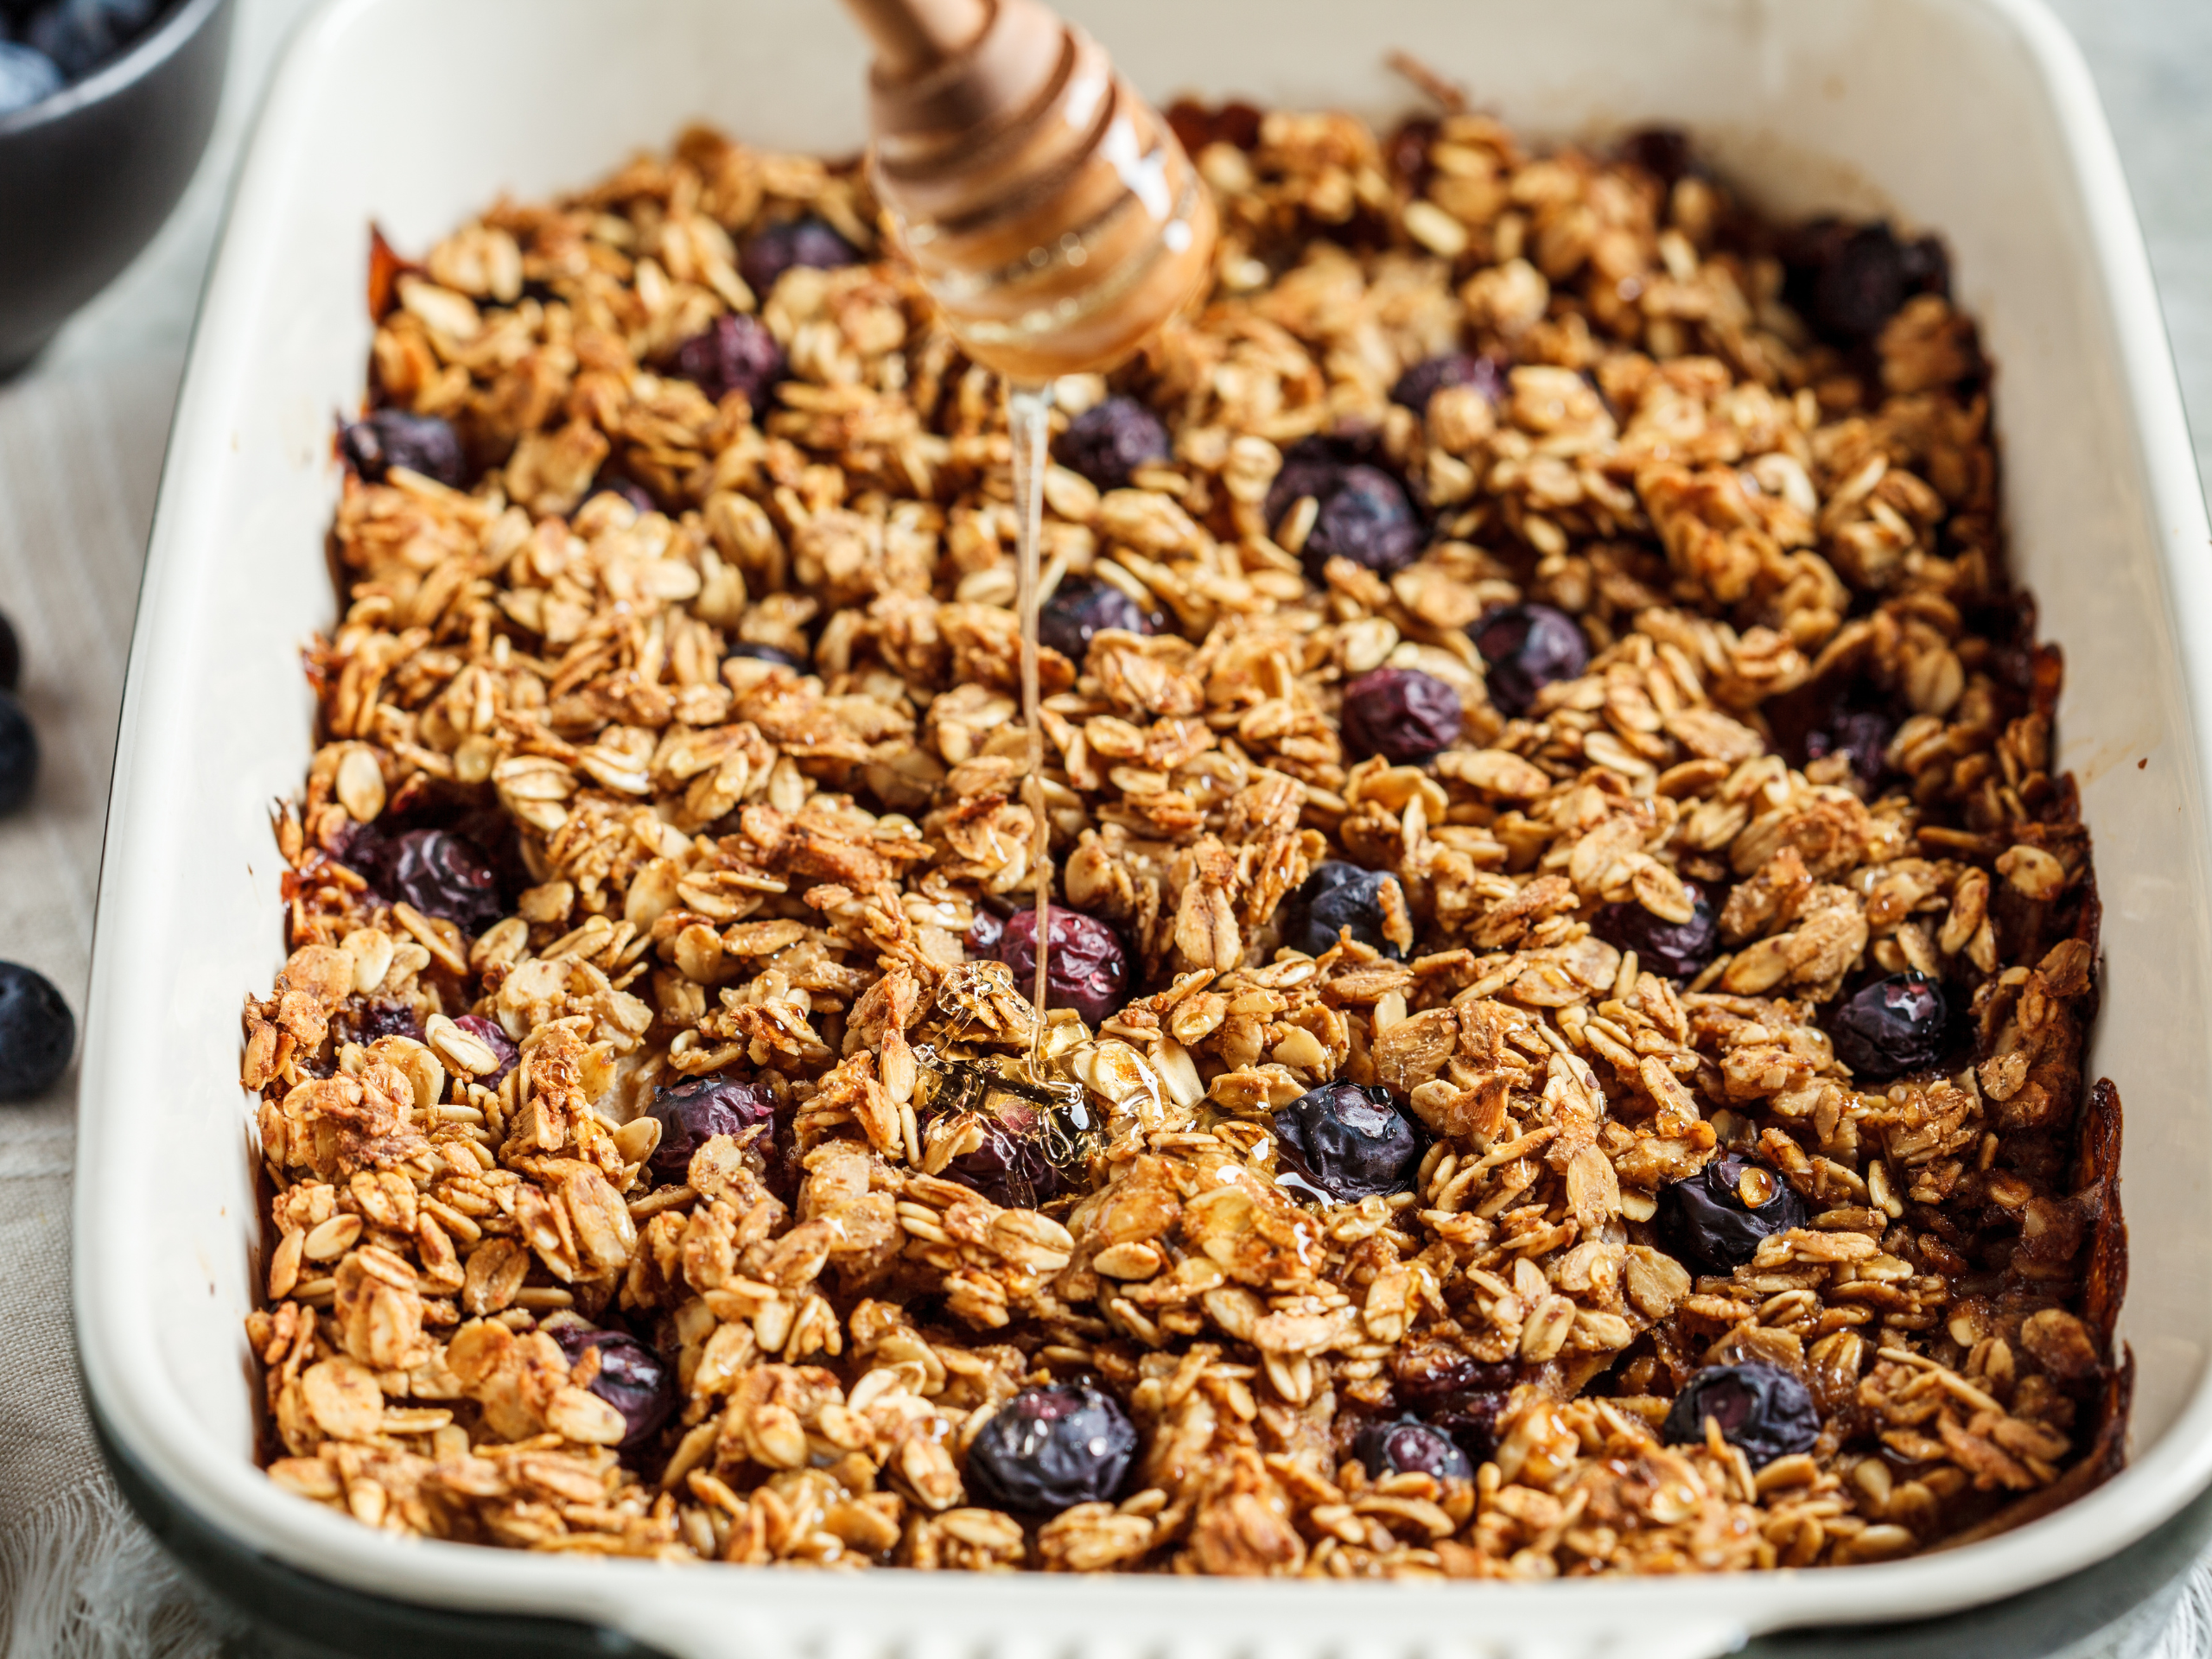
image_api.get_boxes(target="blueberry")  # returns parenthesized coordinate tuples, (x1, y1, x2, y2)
(983, 904, 1129, 1027)
(1267, 459, 1423, 582)
(340, 410, 467, 489)
(1038, 575, 1155, 664)
(1273, 1080, 1424, 1202)
(645, 1073, 777, 1182)
(740, 215, 861, 296)
(1339, 666, 1462, 765)
(372, 829, 503, 935)
(22, 0, 151, 79)
(667, 312, 785, 410)
(1354, 1417, 1472, 1482)
(1620, 125, 1695, 186)
(915, 1054, 1094, 1210)
(0, 961, 73, 1100)
(723, 640, 809, 670)
(0, 40, 61, 111)
(336, 1001, 423, 1046)
(548, 1325, 676, 1453)
(1802, 699, 1895, 791)
(1783, 219, 1948, 346)
(1053, 396, 1170, 492)
(1393, 1349, 1516, 1465)
(945, 1087, 1064, 1207)
(1281, 861, 1402, 960)
(1389, 353, 1504, 416)
(963, 1384, 1139, 1516)
(1657, 1152, 1811, 1275)
(452, 1014, 518, 1086)
(1663, 1363, 1820, 1467)
(0, 610, 18, 690)
(1591, 884, 1719, 981)
(0, 690, 35, 817)
(586, 474, 658, 515)
(1828, 971, 1948, 1082)
(1471, 603, 1589, 715)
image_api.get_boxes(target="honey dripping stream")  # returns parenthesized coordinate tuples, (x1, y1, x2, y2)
(1007, 379, 1055, 1083)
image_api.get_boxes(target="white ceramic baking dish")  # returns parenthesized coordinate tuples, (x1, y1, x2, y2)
(73, 0, 2212, 1652)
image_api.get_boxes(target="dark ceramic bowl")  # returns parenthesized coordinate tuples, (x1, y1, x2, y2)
(0, 0, 234, 378)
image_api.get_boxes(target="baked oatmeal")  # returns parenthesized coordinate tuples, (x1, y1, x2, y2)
(238, 98, 2125, 1576)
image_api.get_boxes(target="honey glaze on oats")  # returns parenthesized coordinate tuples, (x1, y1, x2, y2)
(239, 106, 2123, 1577)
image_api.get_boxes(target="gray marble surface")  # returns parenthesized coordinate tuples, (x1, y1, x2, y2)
(0, 0, 2206, 1652)
(2044, 0, 2212, 488)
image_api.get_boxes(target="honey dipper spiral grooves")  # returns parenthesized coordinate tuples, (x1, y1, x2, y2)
(850, 0, 1217, 378)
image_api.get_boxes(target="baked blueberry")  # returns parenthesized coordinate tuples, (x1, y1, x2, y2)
(1591, 885, 1719, 981)
(981, 904, 1129, 1027)
(1393, 1349, 1516, 1466)
(1619, 125, 1695, 186)
(0, 960, 73, 1100)
(1054, 397, 1170, 492)
(1339, 666, 1463, 765)
(1354, 1417, 1472, 1482)
(1828, 971, 1948, 1082)
(1281, 861, 1402, 960)
(1802, 699, 1896, 792)
(373, 829, 503, 935)
(1783, 219, 1948, 345)
(548, 1325, 676, 1453)
(667, 312, 785, 410)
(586, 475, 658, 516)
(740, 215, 861, 296)
(1265, 454, 1423, 581)
(0, 41, 61, 113)
(1273, 1081, 1424, 1202)
(336, 1001, 423, 1046)
(963, 1384, 1139, 1516)
(452, 1014, 519, 1086)
(1389, 353, 1504, 416)
(1663, 1363, 1821, 1467)
(1037, 575, 1155, 664)
(339, 409, 467, 489)
(646, 1074, 777, 1182)
(1471, 603, 1588, 716)
(0, 690, 35, 817)
(1657, 1152, 1811, 1275)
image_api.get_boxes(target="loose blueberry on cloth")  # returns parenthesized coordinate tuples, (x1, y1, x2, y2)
(0, 961, 73, 1100)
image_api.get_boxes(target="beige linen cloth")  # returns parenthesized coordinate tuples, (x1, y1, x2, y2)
(0, 1, 2206, 1654)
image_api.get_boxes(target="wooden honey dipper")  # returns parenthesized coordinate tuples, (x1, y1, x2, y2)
(842, 0, 1217, 380)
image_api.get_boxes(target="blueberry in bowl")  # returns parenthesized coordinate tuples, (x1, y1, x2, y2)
(0, 0, 233, 376)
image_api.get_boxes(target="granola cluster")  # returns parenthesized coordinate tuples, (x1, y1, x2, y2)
(240, 103, 2125, 1578)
